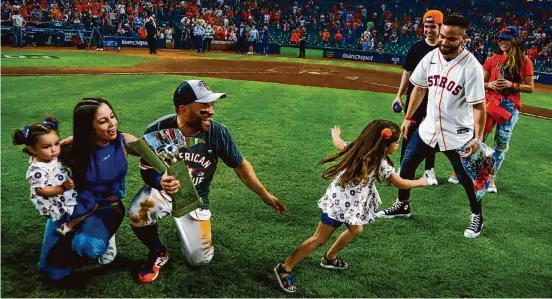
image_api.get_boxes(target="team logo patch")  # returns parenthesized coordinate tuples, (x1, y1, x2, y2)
(197, 81, 211, 92)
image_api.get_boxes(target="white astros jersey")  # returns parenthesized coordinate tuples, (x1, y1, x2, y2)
(409, 48, 485, 151)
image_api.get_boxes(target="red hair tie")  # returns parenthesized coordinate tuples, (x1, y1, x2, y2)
(381, 128, 392, 140)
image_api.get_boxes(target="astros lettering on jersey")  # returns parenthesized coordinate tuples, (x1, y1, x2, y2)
(409, 48, 485, 151)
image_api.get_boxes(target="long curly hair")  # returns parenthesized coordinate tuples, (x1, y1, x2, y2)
(500, 37, 526, 81)
(320, 119, 400, 188)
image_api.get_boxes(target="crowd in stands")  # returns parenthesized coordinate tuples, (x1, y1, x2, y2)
(2, 0, 551, 71)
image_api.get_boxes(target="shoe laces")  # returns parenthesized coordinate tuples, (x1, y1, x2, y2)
(467, 214, 482, 231)
(386, 201, 405, 213)
(145, 248, 166, 268)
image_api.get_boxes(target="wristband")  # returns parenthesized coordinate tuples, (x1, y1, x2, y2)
(405, 118, 417, 125)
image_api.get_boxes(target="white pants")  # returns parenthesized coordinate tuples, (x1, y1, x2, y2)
(128, 186, 214, 266)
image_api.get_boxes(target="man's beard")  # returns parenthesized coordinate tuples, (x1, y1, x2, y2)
(439, 43, 460, 55)
(188, 118, 210, 132)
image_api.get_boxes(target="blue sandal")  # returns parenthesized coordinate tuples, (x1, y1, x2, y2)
(320, 255, 349, 270)
(274, 263, 297, 293)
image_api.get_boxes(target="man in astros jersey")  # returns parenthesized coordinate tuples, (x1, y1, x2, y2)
(377, 14, 487, 238)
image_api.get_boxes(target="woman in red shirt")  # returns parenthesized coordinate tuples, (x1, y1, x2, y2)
(449, 26, 534, 193)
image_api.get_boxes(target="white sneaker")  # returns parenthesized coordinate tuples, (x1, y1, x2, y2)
(487, 180, 497, 193)
(448, 173, 459, 184)
(98, 235, 117, 265)
(424, 168, 438, 186)
(100, 48, 104, 51)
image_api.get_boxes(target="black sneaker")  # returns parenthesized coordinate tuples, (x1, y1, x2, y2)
(464, 213, 484, 238)
(376, 200, 411, 218)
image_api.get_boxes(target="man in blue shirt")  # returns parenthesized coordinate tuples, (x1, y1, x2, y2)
(193, 22, 205, 53)
(128, 79, 287, 283)
(247, 26, 258, 54)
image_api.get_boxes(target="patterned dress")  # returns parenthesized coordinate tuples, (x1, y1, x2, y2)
(318, 159, 395, 226)
(26, 157, 77, 221)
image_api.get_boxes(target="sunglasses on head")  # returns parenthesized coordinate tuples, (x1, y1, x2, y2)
(498, 37, 511, 41)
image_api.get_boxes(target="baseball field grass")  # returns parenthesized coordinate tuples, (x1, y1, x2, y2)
(2, 75, 552, 297)
(522, 91, 552, 110)
(1, 50, 152, 68)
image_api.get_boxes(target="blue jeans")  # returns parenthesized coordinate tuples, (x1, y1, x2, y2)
(39, 200, 124, 280)
(398, 130, 481, 214)
(484, 100, 519, 178)
(262, 43, 268, 54)
(13, 26, 23, 47)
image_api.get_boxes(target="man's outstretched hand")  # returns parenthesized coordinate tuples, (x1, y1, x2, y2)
(262, 193, 287, 215)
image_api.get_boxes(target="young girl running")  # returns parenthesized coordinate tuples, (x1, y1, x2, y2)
(274, 119, 428, 293)
(12, 117, 95, 236)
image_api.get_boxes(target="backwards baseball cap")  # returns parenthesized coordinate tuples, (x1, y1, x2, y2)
(497, 26, 519, 40)
(423, 10, 443, 25)
(173, 80, 227, 108)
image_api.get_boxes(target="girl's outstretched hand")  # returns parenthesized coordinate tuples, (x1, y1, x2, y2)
(331, 125, 341, 139)
(417, 176, 428, 187)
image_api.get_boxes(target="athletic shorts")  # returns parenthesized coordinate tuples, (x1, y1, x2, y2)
(320, 212, 343, 228)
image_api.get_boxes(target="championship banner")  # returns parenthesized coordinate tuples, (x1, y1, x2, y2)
(127, 129, 203, 217)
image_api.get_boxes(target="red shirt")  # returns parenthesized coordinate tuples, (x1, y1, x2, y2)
(138, 28, 146, 39)
(483, 54, 534, 110)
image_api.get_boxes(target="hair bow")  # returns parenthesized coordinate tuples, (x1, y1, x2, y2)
(42, 120, 57, 129)
(23, 125, 30, 140)
(381, 128, 392, 140)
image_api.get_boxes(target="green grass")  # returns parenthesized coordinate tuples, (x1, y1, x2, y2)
(522, 91, 552, 109)
(2, 75, 552, 297)
(200, 52, 403, 73)
(1, 50, 152, 68)
(279, 47, 325, 58)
